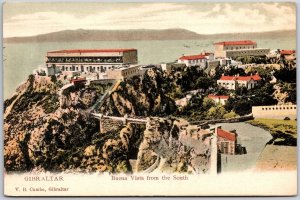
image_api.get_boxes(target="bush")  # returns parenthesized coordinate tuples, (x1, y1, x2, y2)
(223, 111, 239, 119)
(50, 75, 57, 83)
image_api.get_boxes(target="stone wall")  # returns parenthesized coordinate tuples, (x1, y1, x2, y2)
(191, 114, 254, 126)
(100, 118, 124, 133)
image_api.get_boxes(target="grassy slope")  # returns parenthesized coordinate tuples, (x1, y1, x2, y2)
(248, 118, 297, 146)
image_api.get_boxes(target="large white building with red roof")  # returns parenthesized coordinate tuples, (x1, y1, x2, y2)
(214, 40, 270, 59)
(43, 48, 138, 75)
(177, 52, 214, 68)
(217, 73, 262, 90)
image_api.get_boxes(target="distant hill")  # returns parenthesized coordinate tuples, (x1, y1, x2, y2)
(4, 28, 296, 43)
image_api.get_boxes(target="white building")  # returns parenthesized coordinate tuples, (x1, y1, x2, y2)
(42, 48, 138, 75)
(217, 74, 262, 90)
(177, 52, 214, 68)
(106, 65, 140, 80)
(214, 40, 270, 59)
(208, 94, 229, 105)
(252, 105, 297, 119)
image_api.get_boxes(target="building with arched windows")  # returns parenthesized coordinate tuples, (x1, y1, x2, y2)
(214, 40, 270, 59)
(42, 48, 138, 75)
(217, 73, 262, 90)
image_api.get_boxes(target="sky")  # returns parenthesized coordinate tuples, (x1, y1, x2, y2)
(3, 2, 296, 38)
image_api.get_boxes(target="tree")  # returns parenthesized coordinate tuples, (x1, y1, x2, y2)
(50, 75, 57, 83)
(202, 97, 215, 111)
(195, 77, 213, 92)
(274, 67, 296, 83)
(236, 86, 248, 96)
(224, 98, 235, 112)
(232, 99, 252, 116)
(207, 105, 227, 119)
(223, 111, 239, 119)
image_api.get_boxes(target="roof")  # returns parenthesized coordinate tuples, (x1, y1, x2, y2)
(219, 76, 236, 81)
(179, 54, 206, 60)
(214, 40, 256, 46)
(208, 94, 229, 100)
(217, 128, 236, 141)
(251, 74, 262, 81)
(219, 74, 262, 81)
(70, 77, 87, 83)
(202, 52, 214, 56)
(48, 48, 137, 54)
(280, 50, 295, 55)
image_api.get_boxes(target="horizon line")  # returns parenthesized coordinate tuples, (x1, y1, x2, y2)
(4, 28, 296, 39)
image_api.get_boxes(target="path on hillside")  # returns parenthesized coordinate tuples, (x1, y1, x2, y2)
(89, 80, 120, 112)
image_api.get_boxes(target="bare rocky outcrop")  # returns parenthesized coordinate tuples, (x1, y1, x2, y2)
(100, 70, 177, 117)
(136, 117, 212, 174)
(4, 70, 210, 174)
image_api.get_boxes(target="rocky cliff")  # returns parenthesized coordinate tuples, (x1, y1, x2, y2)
(136, 117, 211, 174)
(4, 70, 210, 174)
(100, 69, 177, 116)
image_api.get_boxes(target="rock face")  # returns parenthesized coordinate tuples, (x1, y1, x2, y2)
(100, 69, 177, 117)
(4, 75, 101, 172)
(136, 117, 212, 174)
(3, 73, 167, 173)
(4, 71, 210, 174)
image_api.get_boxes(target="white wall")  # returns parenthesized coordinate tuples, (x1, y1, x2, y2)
(252, 105, 297, 119)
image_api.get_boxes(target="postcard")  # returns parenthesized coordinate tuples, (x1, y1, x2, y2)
(3, 1, 297, 196)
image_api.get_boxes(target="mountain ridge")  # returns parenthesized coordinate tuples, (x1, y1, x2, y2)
(4, 28, 296, 43)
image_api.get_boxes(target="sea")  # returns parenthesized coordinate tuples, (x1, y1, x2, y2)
(3, 37, 296, 99)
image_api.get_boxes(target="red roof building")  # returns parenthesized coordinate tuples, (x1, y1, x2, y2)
(208, 94, 229, 105)
(70, 77, 87, 84)
(217, 128, 236, 141)
(219, 74, 261, 81)
(45, 48, 138, 75)
(217, 74, 261, 90)
(178, 53, 208, 68)
(214, 40, 270, 59)
(208, 94, 229, 99)
(178, 54, 206, 60)
(280, 50, 296, 55)
(217, 127, 237, 155)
